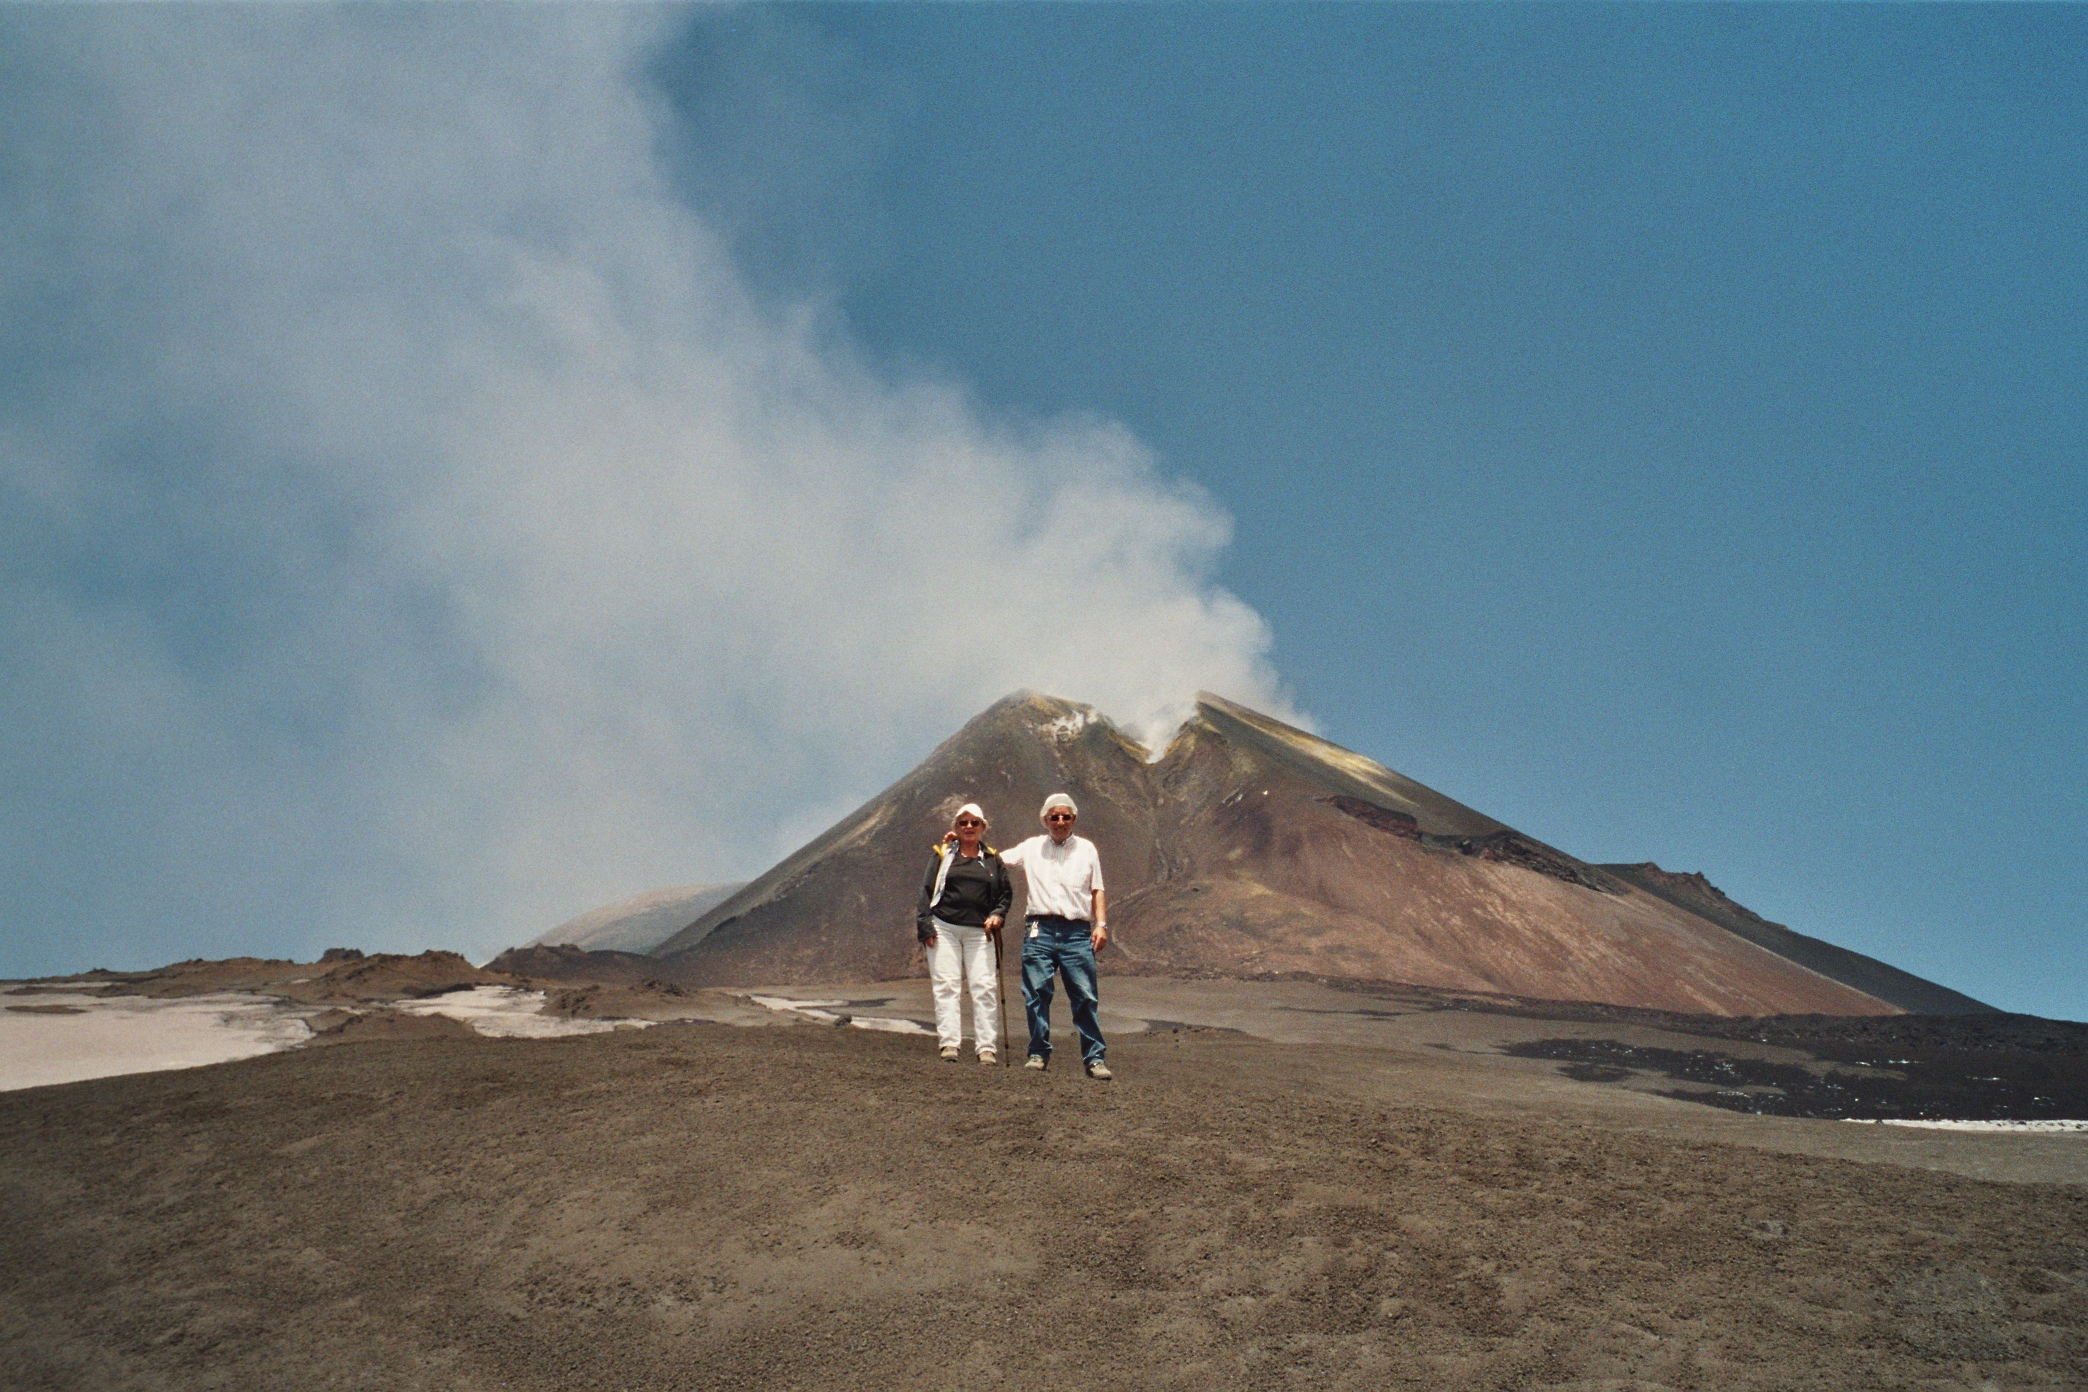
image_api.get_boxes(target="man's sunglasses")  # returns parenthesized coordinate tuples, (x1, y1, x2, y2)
(1045, 812, 1075, 822)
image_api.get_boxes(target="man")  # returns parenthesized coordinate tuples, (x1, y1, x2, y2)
(1000, 793, 1111, 1079)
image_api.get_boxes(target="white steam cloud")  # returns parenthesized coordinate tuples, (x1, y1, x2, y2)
(0, 9, 1291, 972)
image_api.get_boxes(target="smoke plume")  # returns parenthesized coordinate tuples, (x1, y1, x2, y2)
(0, 8, 1290, 972)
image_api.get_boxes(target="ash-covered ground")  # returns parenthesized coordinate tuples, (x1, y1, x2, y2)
(2, 980, 2084, 1391)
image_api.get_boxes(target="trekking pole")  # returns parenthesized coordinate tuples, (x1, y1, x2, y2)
(993, 927, 1011, 1068)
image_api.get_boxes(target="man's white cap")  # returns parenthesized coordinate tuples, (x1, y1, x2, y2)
(1039, 793, 1078, 822)
(951, 802, 988, 827)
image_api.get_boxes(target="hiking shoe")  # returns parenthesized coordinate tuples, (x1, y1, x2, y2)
(939, 1046, 960, 1063)
(978, 1050, 997, 1066)
(1085, 1060, 1113, 1081)
(1024, 1055, 1047, 1071)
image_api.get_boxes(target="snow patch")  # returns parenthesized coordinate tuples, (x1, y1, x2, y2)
(392, 985, 651, 1038)
(1042, 710, 1093, 741)
(1843, 1118, 2088, 1135)
(1040, 700, 1182, 762)
(748, 993, 847, 1023)
(746, 994, 933, 1036)
(849, 1015, 936, 1035)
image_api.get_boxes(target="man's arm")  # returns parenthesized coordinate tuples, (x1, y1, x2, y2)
(988, 856, 1013, 930)
(1090, 887, 1107, 952)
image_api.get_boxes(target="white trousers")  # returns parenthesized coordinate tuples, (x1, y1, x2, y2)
(926, 918, 999, 1054)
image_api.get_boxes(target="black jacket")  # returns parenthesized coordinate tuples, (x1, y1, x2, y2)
(916, 845, 1013, 941)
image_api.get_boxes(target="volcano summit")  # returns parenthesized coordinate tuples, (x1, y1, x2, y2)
(603, 694, 1986, 1017)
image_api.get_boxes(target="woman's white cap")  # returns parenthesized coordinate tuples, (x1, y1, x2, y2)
(951, 802, 988, 827)
(1039, 793, 1078, 822)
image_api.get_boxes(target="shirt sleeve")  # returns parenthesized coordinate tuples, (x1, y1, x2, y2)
(1000, 836, 1028, 867)
(1087, 842, 1104, 893)
(916, 852, 943, 937)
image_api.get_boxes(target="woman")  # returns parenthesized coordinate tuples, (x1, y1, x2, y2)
(917, 802, 1012, 1064)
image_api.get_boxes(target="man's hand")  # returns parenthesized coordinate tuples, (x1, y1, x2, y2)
(1090, 923, 1109, 953)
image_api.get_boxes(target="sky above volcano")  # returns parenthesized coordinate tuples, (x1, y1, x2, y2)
(2, 6, 2081, 1020)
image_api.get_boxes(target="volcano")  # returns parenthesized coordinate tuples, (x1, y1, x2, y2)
(645, 693, 1988, 1017)
(526, 883, 746, 955)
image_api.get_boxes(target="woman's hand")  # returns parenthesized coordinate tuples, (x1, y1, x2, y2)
(983, 915, 1004, 933)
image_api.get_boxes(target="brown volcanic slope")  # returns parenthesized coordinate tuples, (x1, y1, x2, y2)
(652, 695, 1160, 986)
(1595, 860, 1991, 1015)
(652, 693, 1977, 1017)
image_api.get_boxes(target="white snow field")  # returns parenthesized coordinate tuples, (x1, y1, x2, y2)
(0, 983, 658, 1091)
(0, 991, 312, 1092)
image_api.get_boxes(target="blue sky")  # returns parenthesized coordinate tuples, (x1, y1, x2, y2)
(2, 6, 2081, 1019)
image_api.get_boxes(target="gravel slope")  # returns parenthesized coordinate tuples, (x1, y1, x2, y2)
(3, 1020, 2082, 1391)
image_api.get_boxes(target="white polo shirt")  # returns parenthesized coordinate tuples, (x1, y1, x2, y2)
(1002, 833, 1105, 922)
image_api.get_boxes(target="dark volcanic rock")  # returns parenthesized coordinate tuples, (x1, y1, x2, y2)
(60, 950, 498, 1004)
(1505, 1011, 2088, 1120)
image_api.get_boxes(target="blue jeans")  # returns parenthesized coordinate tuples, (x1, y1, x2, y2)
(1021, 916, 1105, 1065)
